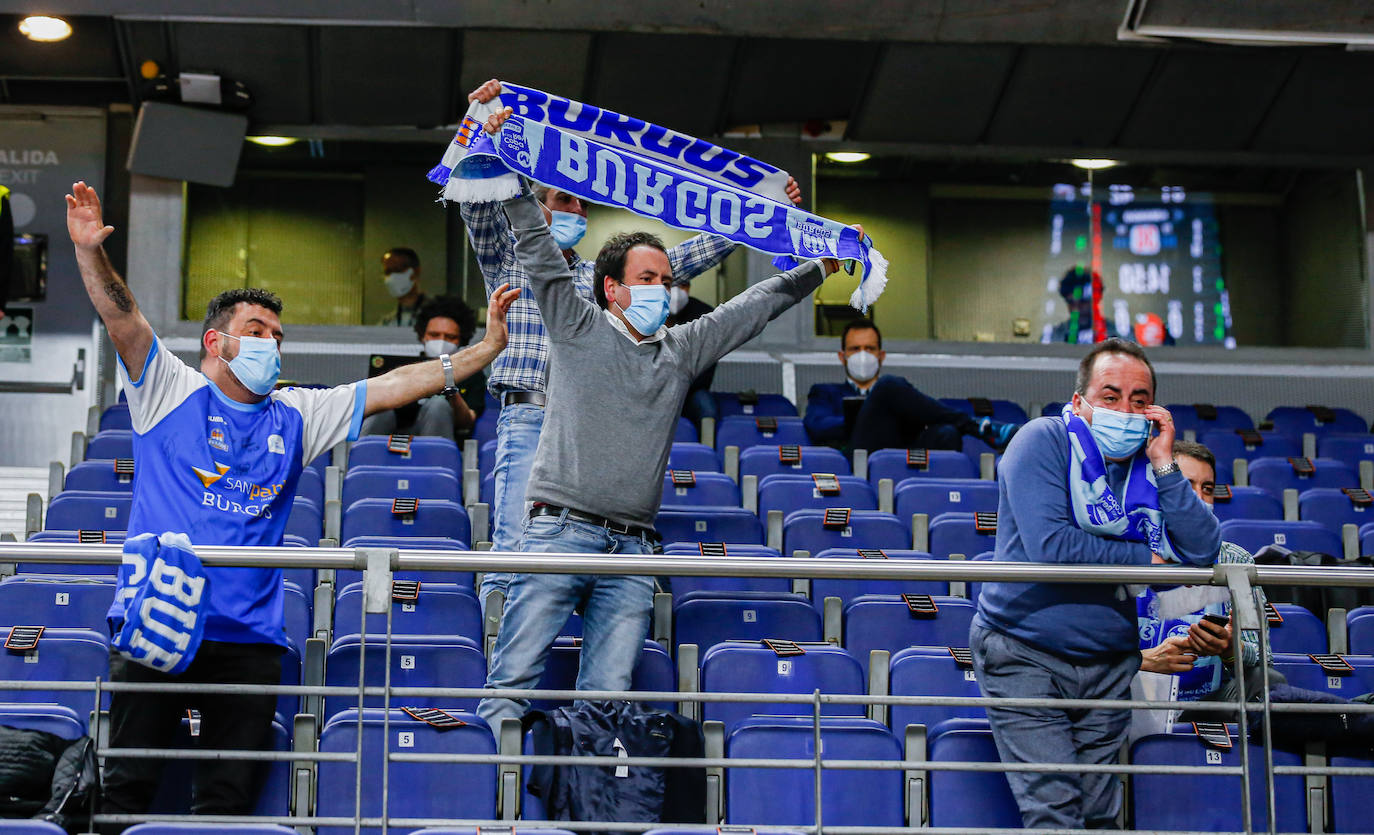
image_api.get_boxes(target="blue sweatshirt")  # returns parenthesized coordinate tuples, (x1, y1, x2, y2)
(974, 416, 1221, 660)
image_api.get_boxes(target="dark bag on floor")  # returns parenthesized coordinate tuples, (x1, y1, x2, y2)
(0, 725, 99, 831)
(1253, 547, 1374, 615)
(524, 700, 705, 834)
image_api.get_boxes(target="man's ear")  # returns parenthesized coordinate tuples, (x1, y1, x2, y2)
(877, 349, 887, 365)
(202, 329, 220, 359)
(837, 349, 846, 366)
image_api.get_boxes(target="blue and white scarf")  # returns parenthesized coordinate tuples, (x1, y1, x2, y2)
(428, 82, 888, 311)
(110, 532, 209, 675)
(1062, 404, 1180, 563)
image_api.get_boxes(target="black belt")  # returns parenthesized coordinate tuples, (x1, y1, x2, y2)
(502, 391, 547, 408)
(530, 503, 660, 542)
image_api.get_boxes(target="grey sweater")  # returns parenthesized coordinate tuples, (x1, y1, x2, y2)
(504, 193, 826, 529)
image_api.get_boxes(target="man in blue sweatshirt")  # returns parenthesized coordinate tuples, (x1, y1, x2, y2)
(971, 338, 1221, 829)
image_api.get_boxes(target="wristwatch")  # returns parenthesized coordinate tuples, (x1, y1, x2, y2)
(1152, 458, 1180, 478)
(439, 353, 459, 398)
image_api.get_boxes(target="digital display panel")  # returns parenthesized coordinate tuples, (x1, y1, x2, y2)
(1040, 183, 1232, 348)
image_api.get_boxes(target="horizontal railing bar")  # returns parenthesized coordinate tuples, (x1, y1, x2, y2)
(98, 748, 355, 762)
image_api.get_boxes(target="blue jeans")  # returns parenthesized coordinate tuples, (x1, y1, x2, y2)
(970, 622, 1138, 829)
(477, 511, 656, 729)
(480, 402, 545, 616)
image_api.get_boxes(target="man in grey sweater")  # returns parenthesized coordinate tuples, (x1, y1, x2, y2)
(477, 182, 852, 728)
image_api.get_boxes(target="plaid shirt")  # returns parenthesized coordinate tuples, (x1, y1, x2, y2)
(460, 199, 738, 396)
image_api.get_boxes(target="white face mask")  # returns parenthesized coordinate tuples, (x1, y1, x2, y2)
(384, 268, 415, 299)
(422, 339, 458, 358)
(669, 286, 689, 316)
(846, 350, 880, 383)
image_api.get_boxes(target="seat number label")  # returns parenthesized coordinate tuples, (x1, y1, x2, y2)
(398, 732, 414, 748)
(400, 655, 415, 670)
(1205, 750, 1222, 765)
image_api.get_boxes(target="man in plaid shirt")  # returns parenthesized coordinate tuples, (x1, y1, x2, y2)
(462, 79, 800, 616)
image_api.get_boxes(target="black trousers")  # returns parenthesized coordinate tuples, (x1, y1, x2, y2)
(100, 640, 283, 831)
(851, 375, 979, 452)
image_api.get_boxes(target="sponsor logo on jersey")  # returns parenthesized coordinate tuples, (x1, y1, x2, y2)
(192, 462, 231, 488)
(267, 434, 285, 454)
(208, 427, 228, 452)
(207, 415, 226, 424)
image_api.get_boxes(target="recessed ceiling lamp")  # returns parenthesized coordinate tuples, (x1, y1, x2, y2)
(824, 152, 871, 164)
(1069, 158, 1120, 170)
(19, 15, 72, 42)
(246, 136, 299, 148)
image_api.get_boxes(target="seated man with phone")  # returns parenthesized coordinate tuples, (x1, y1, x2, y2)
(1137, 439, 1374, 750)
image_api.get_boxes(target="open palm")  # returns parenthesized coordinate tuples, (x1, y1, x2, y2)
(65, 181, 114, 249)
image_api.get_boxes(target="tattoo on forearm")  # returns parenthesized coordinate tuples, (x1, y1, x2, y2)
(103, 276, 134, 313)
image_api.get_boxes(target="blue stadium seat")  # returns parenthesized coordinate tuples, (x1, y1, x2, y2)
(479, 439, 496, 477)
(530, 638, 675, 712)
(715, 415, 809, 452)
(782, 509, 908, 555)
(417, 830, 574, 835)
(847, 597, 978, 679)
(894, 478, 998, 520)
(1218, 520, 1343, 559)
(926, 718, 1021, 829)
(866, 448, 976, 486)
(64, 459, 135, 492)
(667, 442, 722, 473)
(811, 549, 947, 612)
(0, 627, 108, 721)
(701, 642, 864, 732)
(1209, 485, 1283, 522)
(296, 465, 324, 508)
(1246, 457, 1356, 500)
(17, 531, 123, 576)
(5, 825, 86, 835)
(660, 544, 789, 596)
(1199, 429, 1301, 485)
(758, 474, 877, 517)
(938, 397, 1028, 425)
(307, 451, 330, 481)
(0, 576, 114, 629)
(928, 511, 998, 559)
(45, 490, 131, 533)
(675, 592, 821, 658)
(1166, 403, 1254, 435)
(339, 498, 469, 544)
(334, 582, 481, 641)
(23, 529, 125, 545)
(341, 537, 473, 590)
(714, 392, 799, 418)
(282, 580, 310, 652)
(1299, 487, 1374, 536)
(280, 539, 314, 592)
(473, 408, 498, 447)
(739, 444, 851, 479)
(1266, 405, 1367, 440)
(348, 436, 461, 472)
(1130, 732, 1306, 832)
(1348, 606, 1374, 655)
(324, 635, 487, 719)
(1266, 602, 1327, 654)
(659, 471, 741, 508)
(342, 465, 461, 507)
(85, 429, 133, 460)
(286, 496, 323, 544)
(317, 709, 496, 835)
(125, 827, 294, 835)
(1318, 433, 1374, 468)
(0, 703, 84, 740)
(890, 651, 985, 733)
(673, 416, 698, 443)
(725, 716, 903, 826)
(656, 508, 763, 545)
(1331, 751, 1374, 834)
(98, 403, 132, 432)
(1272, 652, 1374, 699)
(480, 471, 494, 508)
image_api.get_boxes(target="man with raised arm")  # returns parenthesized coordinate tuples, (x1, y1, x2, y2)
(469, 107, 858, 728)
(459, 79, 801, 618)
(65, 182, 518, 827)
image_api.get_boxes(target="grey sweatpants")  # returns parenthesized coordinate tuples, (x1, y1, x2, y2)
(971, 622, 1140, 830)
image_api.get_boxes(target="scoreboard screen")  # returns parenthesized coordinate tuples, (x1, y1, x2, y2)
(1040, 183, 1233, 348)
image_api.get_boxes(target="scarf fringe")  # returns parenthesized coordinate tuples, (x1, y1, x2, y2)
(850, 246, 888, 313)
(443, 173, 522, 204)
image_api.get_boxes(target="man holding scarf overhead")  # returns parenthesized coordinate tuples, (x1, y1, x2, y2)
(469, 104, 859, 729)
(456, 79, 801, 619)
(971, 338, 1221, 830)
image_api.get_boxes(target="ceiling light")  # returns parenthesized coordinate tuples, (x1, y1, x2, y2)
(19, 15, 72, 42)
(246, 136, 299, 148)
(1069, 158, 1120, 170)
(824, 152, 871, 164)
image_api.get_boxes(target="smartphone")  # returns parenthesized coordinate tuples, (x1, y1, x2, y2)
(1201, 613, 1231, 627)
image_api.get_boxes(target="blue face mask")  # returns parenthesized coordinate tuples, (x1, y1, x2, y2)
(549, 210, 587, 249)
(218, 332, 281, 396)
(1081, 399, 1150, 460)
(616, 284, 670, 336)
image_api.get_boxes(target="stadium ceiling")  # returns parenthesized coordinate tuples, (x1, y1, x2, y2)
(1, 1, 1372, 163)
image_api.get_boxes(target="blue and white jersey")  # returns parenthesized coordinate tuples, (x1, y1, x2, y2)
(106, 334, 366, 647)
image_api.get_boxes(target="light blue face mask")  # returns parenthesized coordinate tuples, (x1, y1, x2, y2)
(549, 210, 587, 249)
(1081, 399, 1150, 460)
(218, 332, 281, 396)
(616, 284, 670, 336)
